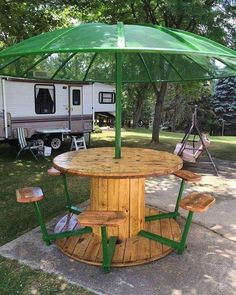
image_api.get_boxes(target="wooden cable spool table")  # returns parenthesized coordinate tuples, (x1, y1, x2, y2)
(53, 147, 183, 267)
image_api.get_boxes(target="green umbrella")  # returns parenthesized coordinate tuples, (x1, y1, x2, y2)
(1, 22, 236, 158)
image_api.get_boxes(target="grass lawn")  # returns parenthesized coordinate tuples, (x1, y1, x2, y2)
(92, 129, 236, 161)
(0, 129, 235, 294)
(0, 143, 92, 294)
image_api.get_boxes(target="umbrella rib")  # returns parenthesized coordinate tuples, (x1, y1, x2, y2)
(160, 54, 184, 81)
(22, 53, 52, 76)
(83, 53, 98, 81)
(40, 26, 80, 51)
(184, 55, 214, 78)
(50, 53, 77, 80)
(0, 56, 22, 70)
(214, 56, 236, 72)
(138, 53, 153, 82)
(171, 28, 236, 57)
(157, 26, 201, 52)
(117, 22, 125, 48)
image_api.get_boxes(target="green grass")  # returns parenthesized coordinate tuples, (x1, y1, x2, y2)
(0, 256, 93, 295)
(0, 142, 92, 294)
(0, 129, 235, 294)
(92, 129, 236, 161)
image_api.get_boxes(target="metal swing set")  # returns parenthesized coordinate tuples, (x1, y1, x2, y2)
(174, 105, 218, 176)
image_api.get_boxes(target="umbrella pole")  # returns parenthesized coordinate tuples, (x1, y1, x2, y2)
(115, 52, 122, 159)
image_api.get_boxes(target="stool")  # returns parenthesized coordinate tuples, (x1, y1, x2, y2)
(47, 167, 82, 214)
(70, 136, 87, 151)
(16, 187, 92, 246)
(145, 169, 202, 222)
(78, 210, 126, 272)
(140, 192, 215, 254)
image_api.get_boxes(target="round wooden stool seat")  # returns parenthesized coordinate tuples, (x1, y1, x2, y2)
(173, 169, 202, 183)
(180, 192, 215, 212)
(47, 167, 61, 176)
(16, 187, 44, 203)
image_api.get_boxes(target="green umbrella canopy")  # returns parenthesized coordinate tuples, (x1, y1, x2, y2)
(1, 22, 236, 82)
(1, 22, 236, 158)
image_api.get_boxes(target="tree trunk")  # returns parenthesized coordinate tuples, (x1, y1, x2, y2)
(171, 85, 180, 132)
(151, 82, 168, 143)
(132, 95, 144, 128)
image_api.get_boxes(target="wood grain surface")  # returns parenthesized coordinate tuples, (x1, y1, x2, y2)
(53, 147, 183, 178)
(55, 206, 181, 267)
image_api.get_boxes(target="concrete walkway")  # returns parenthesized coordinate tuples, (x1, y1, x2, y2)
(0, 161, 236, 295)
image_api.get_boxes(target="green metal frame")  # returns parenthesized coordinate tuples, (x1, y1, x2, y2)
(32, 201, 92, 246)
(115, 52, 123, 159)
(101, 226, 117, 273)
(140, 210, 194, 254)
(145, 179, 186, 222)
(62, 174, 82, 214)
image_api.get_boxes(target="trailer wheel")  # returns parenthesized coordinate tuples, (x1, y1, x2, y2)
(49, 136, 62, 150)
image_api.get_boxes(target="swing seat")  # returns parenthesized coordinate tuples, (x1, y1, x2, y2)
(174, 134, 210, 163)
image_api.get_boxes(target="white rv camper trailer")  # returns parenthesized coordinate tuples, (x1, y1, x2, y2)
(0, 77, 115, 149)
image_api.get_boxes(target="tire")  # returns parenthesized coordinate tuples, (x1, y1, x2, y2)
(49, 136, 62, 150)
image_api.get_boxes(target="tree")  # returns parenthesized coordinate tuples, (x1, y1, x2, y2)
(1, 1, 234, 141)
(0, 0, 80, 48)
(212, 77, 236, 135)
(69, 0, 235, 142)
(122, 83, 154, 128)
(163, 81, 213, 132)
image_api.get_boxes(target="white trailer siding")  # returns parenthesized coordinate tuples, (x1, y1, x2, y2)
(0, 78, 115, 141)
(93, 83, 116, 114)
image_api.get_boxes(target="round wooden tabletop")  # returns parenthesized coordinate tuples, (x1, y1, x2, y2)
(53, 147, 183, 178)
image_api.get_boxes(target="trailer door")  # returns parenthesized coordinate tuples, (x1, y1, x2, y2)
(69, 86, 83, 132)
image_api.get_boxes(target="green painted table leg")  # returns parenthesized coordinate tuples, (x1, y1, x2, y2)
(62, 174, 82, 214)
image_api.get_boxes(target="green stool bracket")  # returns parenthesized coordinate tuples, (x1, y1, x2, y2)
(101, 226, 117, 273)
(33, 202, 92, 246)
(145, 179, 186, 222)
(140, 210, 194, 254)
(62, 174, 83, 214)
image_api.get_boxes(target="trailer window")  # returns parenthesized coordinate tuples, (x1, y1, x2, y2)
(35, 84, 55, 114)
(99, 92, 115, 104)
(72, 89, 81, 105)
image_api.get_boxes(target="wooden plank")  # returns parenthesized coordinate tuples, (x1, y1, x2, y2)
(90, 178, 99, 210)
(129, 178, 145, 237)
(95, 244, 103, 263)
(123, 237, 139, 263)
(112, 241, 126, 264)
(83, 234, 101, 262)
(160, 218, 173, 253)
(107, 178, 120, 237)
(90, 177, 102, 236)
(98, 178, 108, 210)
(149, 208, 163, 256)
(118, 179, 129, 240)
(170, 218, 181, 242)
(136, 236, 151, 261)
(73, 234, 93, 259)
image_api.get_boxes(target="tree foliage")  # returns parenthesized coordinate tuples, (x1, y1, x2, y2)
(0, 0, 235, 140)
(0, 0, 80, 48)
(212, 77, 236, 135)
